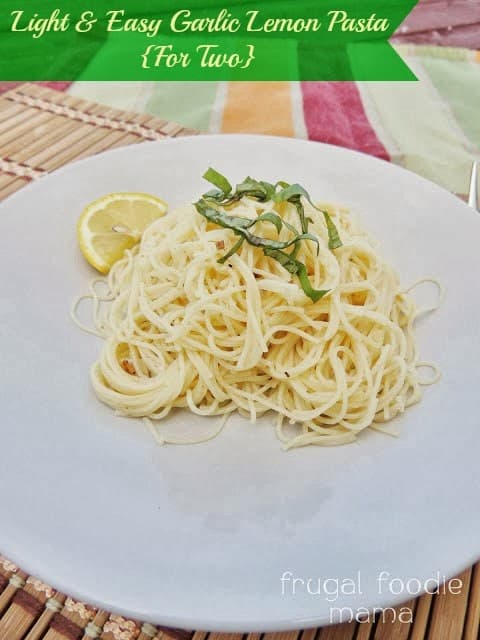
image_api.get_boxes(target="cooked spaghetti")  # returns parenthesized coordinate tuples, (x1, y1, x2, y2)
(73, 174, 440, 449)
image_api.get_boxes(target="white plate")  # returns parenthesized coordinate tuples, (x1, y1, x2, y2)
(1, 135, 479, 632)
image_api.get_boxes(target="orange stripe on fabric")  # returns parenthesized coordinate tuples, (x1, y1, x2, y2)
(221, 82, 294, 137)
(475, 50, 480, 63)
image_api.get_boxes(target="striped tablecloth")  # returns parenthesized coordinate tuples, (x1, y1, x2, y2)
(64, 44, 480, 197)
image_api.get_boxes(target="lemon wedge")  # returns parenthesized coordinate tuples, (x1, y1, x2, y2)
(77, 192, 167, 273)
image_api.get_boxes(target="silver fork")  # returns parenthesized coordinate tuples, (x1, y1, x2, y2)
(468, 160, 478, 211)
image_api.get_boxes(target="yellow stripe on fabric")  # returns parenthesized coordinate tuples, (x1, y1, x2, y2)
(221, 82, 295, 137)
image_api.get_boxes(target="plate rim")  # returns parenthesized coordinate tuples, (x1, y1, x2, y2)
(1, 133, 479, 632)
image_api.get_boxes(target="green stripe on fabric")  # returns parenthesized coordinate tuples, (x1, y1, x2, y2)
(69, 81, 153, 111)
(361, 55, 478, 194)
(395, 44, 472, 63)
(145, 82, 217, 131)
(421, 57, 480, 149)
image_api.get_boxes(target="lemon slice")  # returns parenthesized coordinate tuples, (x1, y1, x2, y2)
(77, 192, 167, 273)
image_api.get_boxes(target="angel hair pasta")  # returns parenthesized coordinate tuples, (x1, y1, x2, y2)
(72, 169, 440, 449)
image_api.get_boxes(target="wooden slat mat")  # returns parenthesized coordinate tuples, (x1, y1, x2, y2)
(0, 83, 479, 640)
(0, 83, 196, 200)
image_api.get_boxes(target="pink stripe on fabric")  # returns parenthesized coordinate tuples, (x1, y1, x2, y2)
(301, 82, 390, 161)
(0, 82, 71, 95)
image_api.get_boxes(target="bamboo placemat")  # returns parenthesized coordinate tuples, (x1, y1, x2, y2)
(0, 83, 479, 640)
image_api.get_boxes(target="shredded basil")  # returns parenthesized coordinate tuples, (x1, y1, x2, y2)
(203, 167, 232, 195)
(196, 168, 342, 302)
(196, 199, 319, 253)
(322, 210, 342, 250)
(263, 247, 330, 302)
